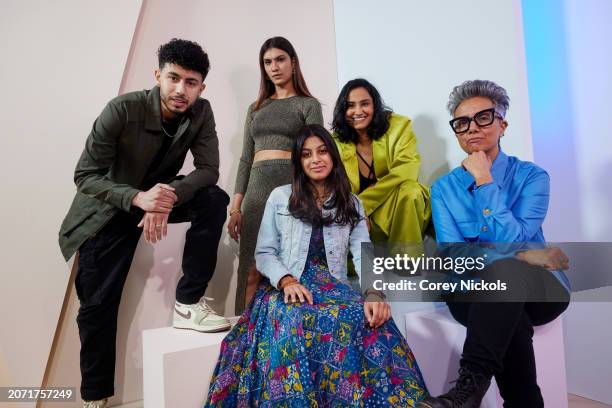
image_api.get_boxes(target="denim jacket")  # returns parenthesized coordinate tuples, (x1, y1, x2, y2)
(255, 184, 371, 289)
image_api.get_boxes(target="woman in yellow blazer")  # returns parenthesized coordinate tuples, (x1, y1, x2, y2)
(332, 78, 430, 244)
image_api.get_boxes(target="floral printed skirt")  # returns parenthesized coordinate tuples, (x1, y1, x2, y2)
(205, 226, 428, 407)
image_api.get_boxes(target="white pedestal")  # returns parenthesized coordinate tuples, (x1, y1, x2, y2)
(142, 325, 232, 408)
(404, 307, 568, 408)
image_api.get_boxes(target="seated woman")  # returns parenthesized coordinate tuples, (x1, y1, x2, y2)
(205, 124, 428, 407)
(332, 78, 430, 245)
(418, 80, 570, 408)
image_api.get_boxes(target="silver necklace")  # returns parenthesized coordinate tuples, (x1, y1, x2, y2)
(161, 122, 177, 138)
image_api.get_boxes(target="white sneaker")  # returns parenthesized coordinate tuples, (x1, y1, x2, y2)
(83, 398, 108, 408)
(173, 299, 231, 332)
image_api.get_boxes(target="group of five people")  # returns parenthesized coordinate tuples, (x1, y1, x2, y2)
(59, 37, 569, 408)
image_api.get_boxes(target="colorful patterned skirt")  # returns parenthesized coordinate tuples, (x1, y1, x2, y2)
(205, 226, 428, 407)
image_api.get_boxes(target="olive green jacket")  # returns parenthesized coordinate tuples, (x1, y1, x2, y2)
(58, 86, 219, 260)
(333, 113, 422, 216)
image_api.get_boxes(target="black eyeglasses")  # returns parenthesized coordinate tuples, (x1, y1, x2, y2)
(449, 108, 503, 134)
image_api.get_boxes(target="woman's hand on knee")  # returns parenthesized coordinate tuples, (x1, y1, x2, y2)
(364, 301, 391, 328)
(283, 283, 313, 305)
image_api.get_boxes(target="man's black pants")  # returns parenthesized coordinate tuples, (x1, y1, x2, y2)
(445, 258, 570, 408)
(75, 186, 229, 401)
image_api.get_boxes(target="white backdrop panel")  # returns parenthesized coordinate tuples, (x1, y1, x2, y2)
(560, 0, 612, 403)
(333, 0, 533, 187)
(0, 1, 141, 405)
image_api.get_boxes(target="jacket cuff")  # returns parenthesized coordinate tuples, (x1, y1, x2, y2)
(168, 179, 188, 205)
(122, 188, 141, 212)
(269, 270, 288, 289)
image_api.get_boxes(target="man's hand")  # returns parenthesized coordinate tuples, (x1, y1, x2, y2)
(132, 183, 178, 213)
(462, 151, 493, 186)
(364, 301, 392, 328)
(138, 212, 170, 244)
(516, 247, 570, 270)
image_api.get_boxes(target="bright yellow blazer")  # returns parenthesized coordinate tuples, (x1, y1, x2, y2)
(334, 113, 430, 243)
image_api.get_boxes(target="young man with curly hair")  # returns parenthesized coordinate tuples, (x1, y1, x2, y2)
(58, 38, 231, 408)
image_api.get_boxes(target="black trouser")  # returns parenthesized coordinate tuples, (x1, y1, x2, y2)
(75, 186, 229, 401)
(445, 258, 569, 408)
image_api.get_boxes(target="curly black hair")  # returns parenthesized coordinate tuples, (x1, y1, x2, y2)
(331, 78, 392, 143)
(157, 38, 210, 81)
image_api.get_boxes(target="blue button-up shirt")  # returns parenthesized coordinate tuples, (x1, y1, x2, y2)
(431, 150, 569, 289)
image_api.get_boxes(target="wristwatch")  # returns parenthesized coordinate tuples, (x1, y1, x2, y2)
(364, 288, 386, 301)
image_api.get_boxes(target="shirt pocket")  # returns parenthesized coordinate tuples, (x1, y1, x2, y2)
(338, 224, 351, 248)
(330, 224, 350, 261)
(274, 204, 293, 251)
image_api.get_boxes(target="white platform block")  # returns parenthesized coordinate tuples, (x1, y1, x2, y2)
(142, 325, 232, 408)
(404, 307, 568, 408)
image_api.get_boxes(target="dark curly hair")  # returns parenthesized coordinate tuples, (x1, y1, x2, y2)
(289, 124, 361, 228)
(157, 38, 210, 81)
(332, 78, 392, 143)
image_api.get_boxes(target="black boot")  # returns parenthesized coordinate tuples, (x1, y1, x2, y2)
(417, 366, 491, 408)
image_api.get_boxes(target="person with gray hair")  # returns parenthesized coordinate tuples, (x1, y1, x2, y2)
(418, 80, 570, 408)
(446, 79, 510, 117)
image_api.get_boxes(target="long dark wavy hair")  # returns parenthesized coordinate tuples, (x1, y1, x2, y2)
(289, 124, 361, 228)
(332, 78, 392, 143)
(253, 36, 313, 111)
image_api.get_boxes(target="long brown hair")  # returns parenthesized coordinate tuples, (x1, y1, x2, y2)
(289, 125, 361, 228)
(254, 36, 313, 111)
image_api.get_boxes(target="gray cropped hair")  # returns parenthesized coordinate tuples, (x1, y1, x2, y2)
(447, 80, 510, 117)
